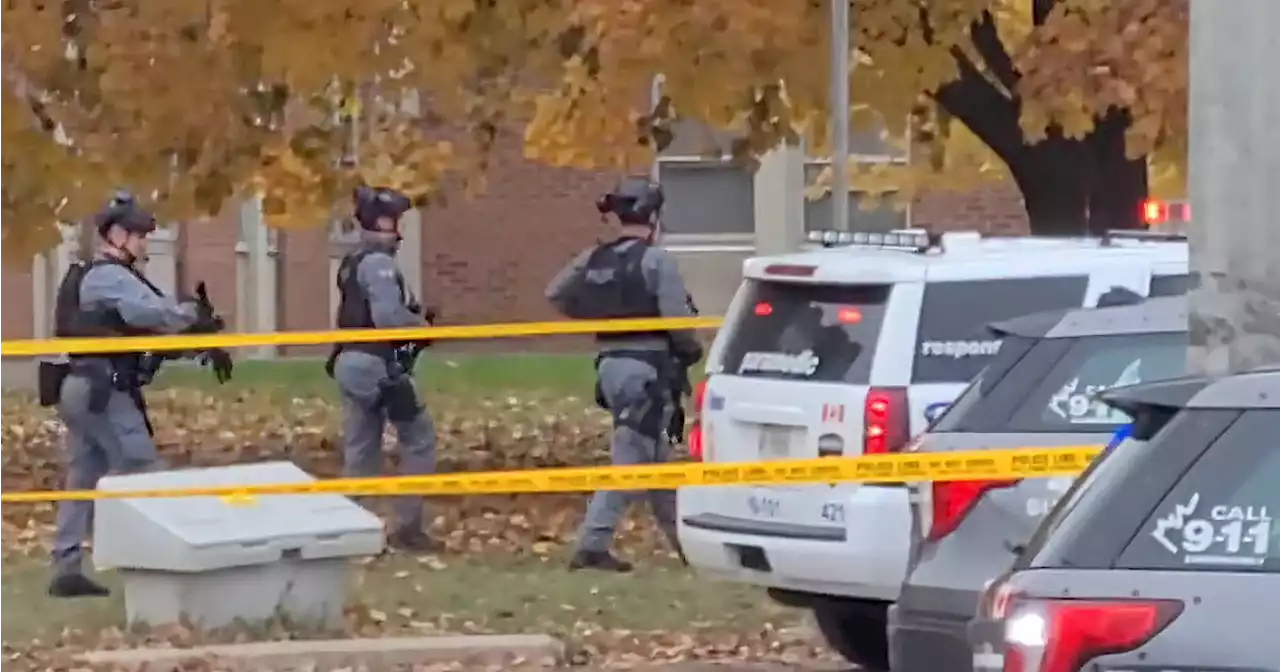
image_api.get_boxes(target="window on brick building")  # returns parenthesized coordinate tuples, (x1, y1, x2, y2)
(655, 158, 756, 237)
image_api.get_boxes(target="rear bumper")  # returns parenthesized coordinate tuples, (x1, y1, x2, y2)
(676, 484, 910, 602)
(887, 586, 980, 672)
(887, 602, 973, 672)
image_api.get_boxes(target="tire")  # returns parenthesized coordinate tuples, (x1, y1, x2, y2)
(811, 601, 890, 671)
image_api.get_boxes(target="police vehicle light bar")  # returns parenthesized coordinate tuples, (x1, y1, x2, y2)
(806, 229, 933, 251)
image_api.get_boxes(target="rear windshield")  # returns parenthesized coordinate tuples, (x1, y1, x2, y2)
(932, 332, 1188, 434)
(717, 280, 891, 384)
(912, 276, 1089, 383)
(1118, 410, 1280, 573)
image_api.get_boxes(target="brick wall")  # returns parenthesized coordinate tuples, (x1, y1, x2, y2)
(420, 133, 614, 325)
(2, 265, 34, 340)
(912, 180, 1030, 235)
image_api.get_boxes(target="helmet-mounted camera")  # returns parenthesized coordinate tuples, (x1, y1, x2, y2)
(95, 190, 157, 237)
(598, 175, 664, 225)
(354, 185, 413, 230)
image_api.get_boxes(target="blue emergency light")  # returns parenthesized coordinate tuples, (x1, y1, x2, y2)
(1105, 423, 1132, 451)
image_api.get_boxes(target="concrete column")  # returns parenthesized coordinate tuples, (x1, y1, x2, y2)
(30, 226, 79, 339)
(239, 200, 279, 359)
(752, 143, 807, 256)
(398, 209, 424, 303)
(1187, 0, 1280, 374)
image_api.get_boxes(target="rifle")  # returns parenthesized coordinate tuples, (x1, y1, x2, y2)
(398, 296, 437, 373)
(182, 281, 234, 383)
(666, 293, 701, 446)
(119, 274, 232, 386)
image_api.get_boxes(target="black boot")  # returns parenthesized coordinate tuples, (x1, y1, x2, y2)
(387, 529, 445, 553)
(568, 550, 634, 573)
(48, 573, 111, 598)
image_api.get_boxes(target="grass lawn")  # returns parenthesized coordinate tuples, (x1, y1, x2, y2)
(151, 352, 602, 400)
(0, 551, 800, 647)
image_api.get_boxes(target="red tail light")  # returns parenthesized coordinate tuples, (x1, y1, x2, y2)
(1141, 199, 1191, 227)
(863, 387, 909, 454)
(927, 479, 1019, 541)
(1002, 597, 1183, 672)
(688, 380, 708, 461)
(753, 301, 773, 316)
(1141, 199, 1165, 226)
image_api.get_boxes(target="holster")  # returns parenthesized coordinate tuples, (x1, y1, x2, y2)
(69, 359, 116, 414)
(379, 373, 422, 422)
(598, 350, 673, 441)
(37, 361, 71, 407)
(378, 353, 422, 422)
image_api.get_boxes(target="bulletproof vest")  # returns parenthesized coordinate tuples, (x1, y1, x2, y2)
(54, 258, 158, 366)
(334, 249, 408, 354)
(560, 237, 664, 342)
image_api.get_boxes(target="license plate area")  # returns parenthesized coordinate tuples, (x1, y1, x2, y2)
(757, 424, 798, 459)
(745, 488, 848, 526)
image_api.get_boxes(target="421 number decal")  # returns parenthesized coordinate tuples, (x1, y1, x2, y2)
(1151, 493, 1272, 566)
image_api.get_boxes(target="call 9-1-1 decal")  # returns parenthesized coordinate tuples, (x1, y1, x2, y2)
(1151, 493, 1272, 566)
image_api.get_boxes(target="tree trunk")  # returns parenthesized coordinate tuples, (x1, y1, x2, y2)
(1084, 111, 1148, 235)
(932, 31, 1150, 239)
(1007, 137, 1091, 236)
(998, 123, 1148, 237)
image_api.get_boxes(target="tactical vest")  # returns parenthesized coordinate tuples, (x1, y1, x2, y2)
(561, 237, 665, 342)
(54, 258, 159, 369)
(334, 248, 408, 356)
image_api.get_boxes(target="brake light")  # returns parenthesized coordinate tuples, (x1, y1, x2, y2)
(753, 301, 773, 316)
(863, 387, 909, 454)
(927, 479, 1019, 541)
(836, 306, 862, 324)
(1002, 597, 1182, 672)
(688, 380, 708, 461)
(764, 263, 816, 277)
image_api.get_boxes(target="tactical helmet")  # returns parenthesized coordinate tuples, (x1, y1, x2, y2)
(596, 176, 664, 225)
(353, 185, 412, 231)
(95, 190, 157, 237)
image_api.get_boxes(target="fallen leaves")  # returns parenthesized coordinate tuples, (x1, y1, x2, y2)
(0, 389, 840, 670)
(1, 388, 624, 556)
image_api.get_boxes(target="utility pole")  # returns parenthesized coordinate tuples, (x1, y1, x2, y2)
(830, 0, 850, 231)
(1187, 0, 1280, 374)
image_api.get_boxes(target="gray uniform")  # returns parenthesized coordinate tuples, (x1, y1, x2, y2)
(332, 244, 436, 536)
(546, 239, 701, 554)
(52, 261, 198, 578)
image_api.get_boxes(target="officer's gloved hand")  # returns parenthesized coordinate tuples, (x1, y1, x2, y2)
(677, 343, 705, 368)
(199, 348, 235, 384)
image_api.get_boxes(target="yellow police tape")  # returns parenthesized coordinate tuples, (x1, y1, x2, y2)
(0, 446, 1103, 504)
(0, 316, 725, 358)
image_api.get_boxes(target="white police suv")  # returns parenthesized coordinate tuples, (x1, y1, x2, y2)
(676, 227, 1191, 671)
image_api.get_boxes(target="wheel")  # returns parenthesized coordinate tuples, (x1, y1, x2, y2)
(811, 601, 890, 671)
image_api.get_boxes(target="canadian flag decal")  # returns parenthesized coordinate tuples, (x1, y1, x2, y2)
(822, 403, 845, 423)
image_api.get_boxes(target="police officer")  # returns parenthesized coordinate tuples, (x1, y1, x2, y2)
(46, 193, 227, 598)
(546, 175, 703, 572)
(328, 185, 441, 552)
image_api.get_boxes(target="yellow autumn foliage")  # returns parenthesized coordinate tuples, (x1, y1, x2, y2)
(2, 0, 1187, 262)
